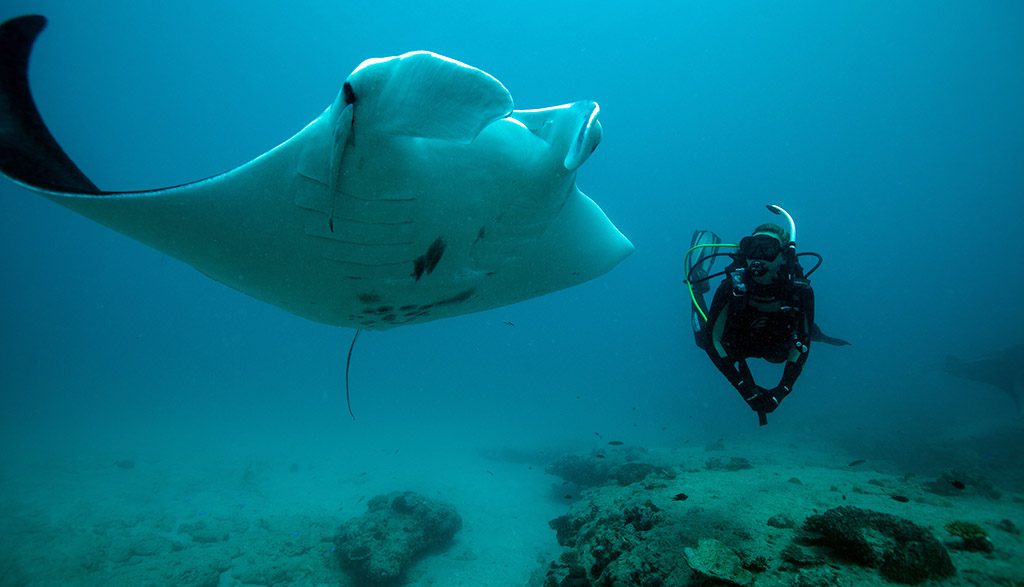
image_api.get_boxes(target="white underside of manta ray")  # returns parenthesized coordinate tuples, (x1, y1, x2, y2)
(0, 15, 633, 329)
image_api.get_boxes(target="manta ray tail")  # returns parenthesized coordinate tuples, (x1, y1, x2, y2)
(344, 329, 362, 420)
(0, 15, 99, 194)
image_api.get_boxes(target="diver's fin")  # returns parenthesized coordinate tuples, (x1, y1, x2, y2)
(688, 230, 721, 348)
(687, 230, 721, 295)
(810, 323, 851, 346)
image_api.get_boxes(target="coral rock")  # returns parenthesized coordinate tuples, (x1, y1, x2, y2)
(684, 538, 753, 586)
(767, 513, 796, 529)
(802, 506, 954, 584)
(334, 491, 461, 585)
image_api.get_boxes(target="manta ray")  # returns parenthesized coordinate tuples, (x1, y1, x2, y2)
(0, 15, 633, 331)
(945, 344, 1024, 416)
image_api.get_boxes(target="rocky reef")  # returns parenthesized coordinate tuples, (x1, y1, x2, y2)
(944, 520, 995, 553)
(545, 446, 676, 488)
(334, 491, 461, 585)
(801, 506, 955, 584)
(536, 446, 973, 587)
(543, 486, 767, 586)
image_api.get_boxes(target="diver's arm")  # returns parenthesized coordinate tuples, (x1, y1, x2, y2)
(704, 283, 760, 398)
(708, 348, 754, 394)
(775, 286, 815, 396)
(776, 353, 806, 396)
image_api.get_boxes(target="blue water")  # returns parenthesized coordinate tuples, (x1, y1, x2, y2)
(0, 2, 1022, 580)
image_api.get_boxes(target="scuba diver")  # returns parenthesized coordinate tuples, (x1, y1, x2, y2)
(685, 204, 849, 426)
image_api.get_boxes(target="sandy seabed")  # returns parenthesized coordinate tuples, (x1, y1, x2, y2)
(1, 429, 1022, 586)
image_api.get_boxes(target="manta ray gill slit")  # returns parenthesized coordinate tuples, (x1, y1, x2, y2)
(328, 83, 358, 233)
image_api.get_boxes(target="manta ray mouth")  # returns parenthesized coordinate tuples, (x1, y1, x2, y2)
(565, 101, 602, 171)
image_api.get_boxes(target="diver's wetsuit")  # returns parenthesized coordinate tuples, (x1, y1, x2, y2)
(699, 272, 814, 410)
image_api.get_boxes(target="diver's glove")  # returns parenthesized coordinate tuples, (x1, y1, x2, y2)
(734, 379, 759, 401)
(742, 385, 773, 413)
(770, 384, 792, 403)
(744, 385, 788, 413)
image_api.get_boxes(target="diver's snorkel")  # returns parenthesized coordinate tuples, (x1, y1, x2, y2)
(750, 203, 797, 282)
(767, 203, 796, 248)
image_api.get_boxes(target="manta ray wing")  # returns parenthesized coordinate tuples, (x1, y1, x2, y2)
(0, 15, 633, 329)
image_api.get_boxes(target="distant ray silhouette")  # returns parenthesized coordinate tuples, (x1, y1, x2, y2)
(945, 344, 1024, 415)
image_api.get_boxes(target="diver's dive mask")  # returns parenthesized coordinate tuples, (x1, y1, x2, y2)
(740, 234, 785, 280)
(740, 234, 782, 260)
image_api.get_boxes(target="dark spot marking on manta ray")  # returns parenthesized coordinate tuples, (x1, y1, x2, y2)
(473, 226, 486, 244)
(343, 82, 357, 105)
(847, 459, 866, 467)
(358, 292, 383, 304)
(412, 237, 446, 281)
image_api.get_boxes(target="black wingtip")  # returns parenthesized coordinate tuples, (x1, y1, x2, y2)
(0, 14, 99, 194)
(0, 15, 47, 54)
(0, 15, 47, 109)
